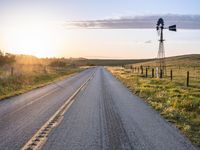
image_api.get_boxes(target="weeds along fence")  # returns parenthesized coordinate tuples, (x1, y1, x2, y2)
(0, 64, 69, 79)
(123, 65, 200, 88)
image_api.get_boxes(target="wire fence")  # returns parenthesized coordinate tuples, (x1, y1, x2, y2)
(123, 64, 200, 88)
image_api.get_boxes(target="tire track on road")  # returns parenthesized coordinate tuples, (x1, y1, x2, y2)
(100, 69, 134, 150)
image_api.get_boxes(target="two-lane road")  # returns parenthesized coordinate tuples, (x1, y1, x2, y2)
(0, 67, 197, 150)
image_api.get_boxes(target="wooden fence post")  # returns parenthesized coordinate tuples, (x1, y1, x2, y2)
(170, 69, 173, 81)
(141, 66, 143, 74)
(187, 71, 189, 87)
(152, 68, 154, 78)
(146, 68, 148, 77)
(160, 69, 163, 78)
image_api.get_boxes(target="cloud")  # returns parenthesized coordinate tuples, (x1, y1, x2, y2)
(145, 40, 152, 44)
(64, 14, 200, 29)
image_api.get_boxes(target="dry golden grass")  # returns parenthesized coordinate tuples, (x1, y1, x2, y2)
(0, 66, 84, 100)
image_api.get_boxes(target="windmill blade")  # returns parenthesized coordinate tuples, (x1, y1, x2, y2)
(157, 18, 164, 27)
(156, 18, 164, 36)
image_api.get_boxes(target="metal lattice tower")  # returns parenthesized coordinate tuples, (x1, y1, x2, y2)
(156, 18, 176, 76)
(158, 40, 166, 74)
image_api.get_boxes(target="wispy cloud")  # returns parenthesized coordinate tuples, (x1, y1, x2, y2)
(64, 14, 200, 29)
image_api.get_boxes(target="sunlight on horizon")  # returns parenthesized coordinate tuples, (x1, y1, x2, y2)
(0, 0, 200, 59)
(1, 16, 68, 57)
(0, 15, 200, 59)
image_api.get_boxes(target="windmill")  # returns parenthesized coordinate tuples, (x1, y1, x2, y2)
(156, 18, 176, 76)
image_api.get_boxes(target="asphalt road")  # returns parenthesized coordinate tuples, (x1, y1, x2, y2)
(0, 67, 198, 150)
(43, 67, 197, 150)
(0, 68, 95, 150)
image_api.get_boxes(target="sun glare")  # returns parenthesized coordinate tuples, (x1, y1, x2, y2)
(2, 18, 64, 57)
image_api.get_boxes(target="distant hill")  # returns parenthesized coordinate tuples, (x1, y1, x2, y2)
(77, 54, 200, 67)
(129, 54, 200, 67)
(2, 53, 199, 67)
(76, 58, 152, 66)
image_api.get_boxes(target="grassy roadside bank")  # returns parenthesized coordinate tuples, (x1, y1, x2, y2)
(0, 67, 85, 100)
(107, 67, 200, 148)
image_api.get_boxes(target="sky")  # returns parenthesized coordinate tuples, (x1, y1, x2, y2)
(0, 0, 200, 58)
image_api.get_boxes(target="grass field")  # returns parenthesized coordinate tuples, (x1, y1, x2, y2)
(107, 54, 200, 148)
(128, 54, 200, 88)
(0, 66, 84, 100)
